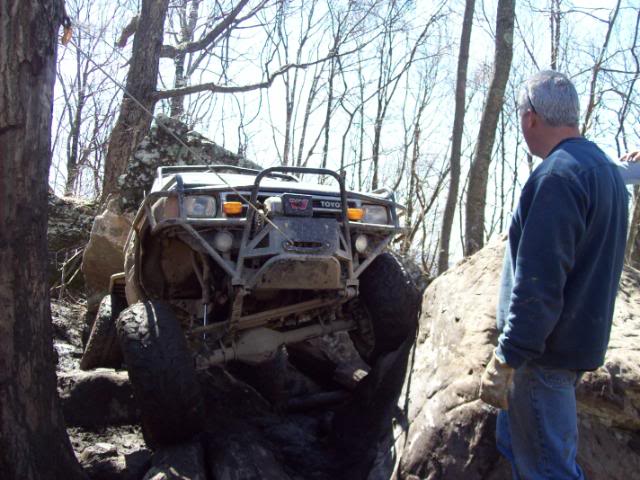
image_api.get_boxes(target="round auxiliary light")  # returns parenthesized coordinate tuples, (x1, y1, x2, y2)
(213, 231, 234, 252)
(354, 234, 369, 254)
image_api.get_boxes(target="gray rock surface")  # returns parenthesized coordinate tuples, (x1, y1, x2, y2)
(70, 427, 151, 480)
(58, 369, 139, 428)
(117, 114, 261, 212)
(48, 193, 97, 292)
(388, 240, 640, 479)
(143, 442, 207, 480)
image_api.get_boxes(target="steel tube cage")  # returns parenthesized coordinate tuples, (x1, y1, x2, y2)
(132, 168, 401, 296)
(234, 167, 356, 287)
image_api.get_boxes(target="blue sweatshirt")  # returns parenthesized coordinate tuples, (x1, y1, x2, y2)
(496, 137, 628, 370)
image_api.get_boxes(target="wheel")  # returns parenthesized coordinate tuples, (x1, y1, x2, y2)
(116, 301, 204, 448)
(349, 252, 421, 364)
(80, 294, 127, 370)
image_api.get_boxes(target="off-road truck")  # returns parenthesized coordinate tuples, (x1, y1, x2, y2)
(81, 165, 419, 447)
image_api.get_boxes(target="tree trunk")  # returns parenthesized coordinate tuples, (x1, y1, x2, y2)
(321, 58, 336, 173)
(170, 0, 201, 120)
(626, 186, 640, 268)
(101, 0, 170, 201)
(0, 1, 86, 478)
(65, 42, 87, 196)
(550, 0, 561, 70)
(464, 0, 515, 256)
(437, 0, 475, 274)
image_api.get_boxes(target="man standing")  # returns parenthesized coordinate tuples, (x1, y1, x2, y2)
(480, 70, 628, 478)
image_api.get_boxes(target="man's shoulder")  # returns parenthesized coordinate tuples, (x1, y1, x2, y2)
(534, 138, 614, 182)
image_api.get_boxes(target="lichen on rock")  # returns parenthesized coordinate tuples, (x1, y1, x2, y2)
(117, 114, 261, 212)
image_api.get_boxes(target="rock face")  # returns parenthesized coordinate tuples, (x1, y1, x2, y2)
(389, 240, 640, 479)
(117, 114, 261, 212)
(81, 199, 134, 310)
(48, 193, 97, 292)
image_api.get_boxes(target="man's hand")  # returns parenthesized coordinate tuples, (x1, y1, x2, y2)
(479, 350, 515, 409)
(620, 151, 640, 162)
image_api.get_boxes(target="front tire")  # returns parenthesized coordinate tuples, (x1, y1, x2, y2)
(80, 294, 126, 370)
(349, 252, 421, 364)
(116, 301, 204, 448)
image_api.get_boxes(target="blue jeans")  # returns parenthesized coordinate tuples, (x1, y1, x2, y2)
(496, 363, 585, 479)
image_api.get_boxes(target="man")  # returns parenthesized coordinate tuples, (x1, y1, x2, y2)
(480, 70, 628, 479)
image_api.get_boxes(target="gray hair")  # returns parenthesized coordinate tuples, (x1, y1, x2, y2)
(518, 70, 580, 127)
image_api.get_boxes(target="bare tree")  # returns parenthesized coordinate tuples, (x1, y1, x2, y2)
(101, 0, 345, 198)
(549, 0, 562, 70)
(437, 0, 475, 274)
(369, 2, 443, 189)
(464, 0, 515, 256)
(168, 0, 202, 119)
(0, 1, 86, 478)
(51, 0, 123, 198)
(580, 0, 622, 136)
(101, 0, 170, 201)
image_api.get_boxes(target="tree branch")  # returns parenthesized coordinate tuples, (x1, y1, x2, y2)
(152, 44, 366, 101)
(160, 0, 252, 58)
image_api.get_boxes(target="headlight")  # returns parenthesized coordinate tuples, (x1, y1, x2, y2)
(362, 204, 389, 224)
(184, 195, 217, 217)
(152, 197, 178, 222)
(152, 195, 217, 222)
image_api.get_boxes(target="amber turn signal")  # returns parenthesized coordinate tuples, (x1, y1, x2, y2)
(347, 208, 364, 221)
(223, 201, 243, 215)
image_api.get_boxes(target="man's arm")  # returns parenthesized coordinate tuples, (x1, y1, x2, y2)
(496, 173, 586, 368)
(618, 151, 640, 185)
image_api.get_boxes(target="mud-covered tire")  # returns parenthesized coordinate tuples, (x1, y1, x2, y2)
(80, 294, 127, 370)
(350, 252, 421, 364)
(116, 301, 204, 448)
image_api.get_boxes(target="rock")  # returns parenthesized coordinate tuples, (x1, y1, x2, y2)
(575, 269, 640, 431)
(118, 114, 261, 212)
(287, 332, 370, 392)
(81, 199, 134, 311)
(143, 442, 207, 480)
(377, 239, 640, 479)
(70, 426, 151, 480)
(79, 442, 122, 480)
(52, 300, 86, 373)
(58, 369, 139, 427)
(206, 430, 293, 480)
(48, 192, 97, 292)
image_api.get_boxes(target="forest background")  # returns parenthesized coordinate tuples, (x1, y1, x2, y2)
(49, 0, 640, 275)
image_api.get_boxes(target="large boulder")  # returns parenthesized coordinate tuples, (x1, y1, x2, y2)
(58, 369, 139, 428)
(384, 240, 640, 479)
(48, 192, 97, 292)
(117, 114, 261, 212)
(81, 198, 134, 310)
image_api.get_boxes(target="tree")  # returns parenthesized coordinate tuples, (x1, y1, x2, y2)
(464, 0, 515, 256)
(0, 1, 87, 478)
(52, 0, 124, 198)
(437, 0, 475, 274)
(101, 0, 273, 200)
(101, 0, 170, 201)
